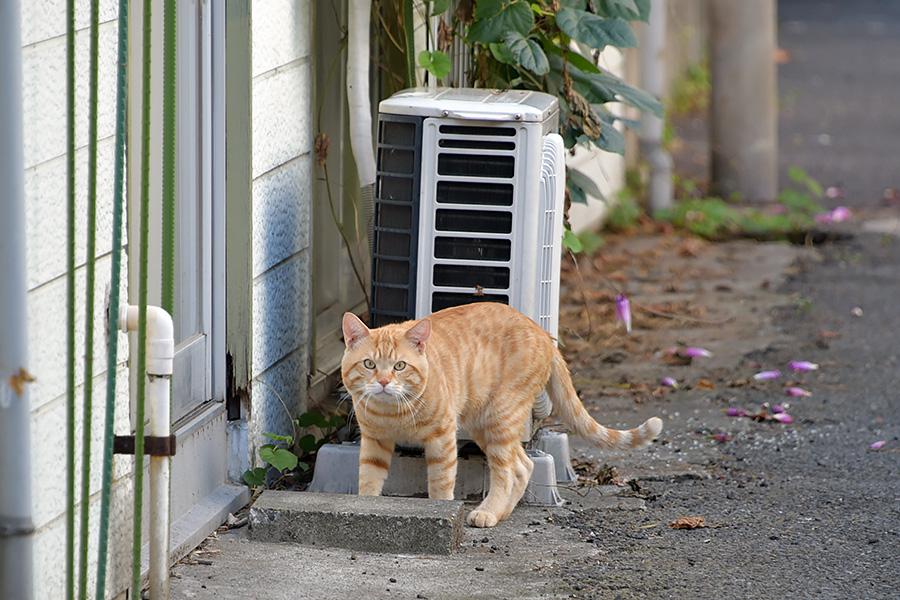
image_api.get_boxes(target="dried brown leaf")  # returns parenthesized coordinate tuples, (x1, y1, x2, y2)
(667, 516, 706, 529)
(314, 132, 330, 166)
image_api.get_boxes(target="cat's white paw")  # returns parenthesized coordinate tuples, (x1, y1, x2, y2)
(466, 509, 499, 528)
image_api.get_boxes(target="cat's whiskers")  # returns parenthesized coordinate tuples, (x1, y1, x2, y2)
(394, 387, 422, 430)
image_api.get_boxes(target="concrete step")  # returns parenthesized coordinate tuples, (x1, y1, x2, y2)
(249, 490, 466, 555)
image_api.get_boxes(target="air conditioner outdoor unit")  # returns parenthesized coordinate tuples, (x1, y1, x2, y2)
(370, 88, 566, 341)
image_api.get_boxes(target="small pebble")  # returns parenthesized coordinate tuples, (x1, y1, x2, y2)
(475, 566, 485, 572)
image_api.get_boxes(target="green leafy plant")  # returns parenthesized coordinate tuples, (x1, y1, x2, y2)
(653, 168, 826, 241)
(242, 411, 346, 488)
(413, 0, 663, 227)
(668, 62, 710, 116)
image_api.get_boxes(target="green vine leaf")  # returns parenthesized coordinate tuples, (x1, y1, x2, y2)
(541, 38, 601, 74)
(295, 411, 330, 428)
(429, 0, 452, 16)
(489, 41, 516, 64)
(556, 9, 638, 50)
(568, 167, 605, 201)
(468, 1, 534, 43)
(259, 444, 299, 473)
(242, 467, 266, 487)
(262, 432, 293, 444)
(503, 31, 549, 75)
(562, 228, 584, 252)
(601, 0, 650, 22)
(418, 50, 452, 79)
(474, 0, 503, 20)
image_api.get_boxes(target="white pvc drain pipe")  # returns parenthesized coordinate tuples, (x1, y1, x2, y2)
(120, 304, 173, 599)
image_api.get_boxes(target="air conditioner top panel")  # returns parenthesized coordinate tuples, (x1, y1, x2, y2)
(380, 88, 558, 124)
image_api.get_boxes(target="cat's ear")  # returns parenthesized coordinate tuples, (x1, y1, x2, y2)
(404, 318, 431, 354)
(342, 313, 370, 349)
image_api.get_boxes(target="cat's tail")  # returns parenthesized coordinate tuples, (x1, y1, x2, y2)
(547, 352, 662, 450)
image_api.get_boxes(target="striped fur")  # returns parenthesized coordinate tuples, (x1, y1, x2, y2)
(341, 303, 662, 528)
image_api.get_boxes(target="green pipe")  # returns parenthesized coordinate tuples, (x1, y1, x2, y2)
(94, 0, 129, 595)
(77, 0, 101, 597)
(161, 0, 176, 316)
(65, 0, 76, 597)
(132, 0, 154, 594)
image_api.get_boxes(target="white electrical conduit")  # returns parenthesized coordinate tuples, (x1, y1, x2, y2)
(347, 0, 376, 254)
(119, 305, 174, 600)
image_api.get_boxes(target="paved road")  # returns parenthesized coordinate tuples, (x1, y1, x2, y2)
(778, 0, 900, 208)
(552, 3, 900, 597)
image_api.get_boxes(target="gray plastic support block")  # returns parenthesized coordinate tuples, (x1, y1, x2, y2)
(249, 490, 466, 555)
(536, 430, 578, 484)
(308, 442, 488, 498)
(523, 449, 564, 507)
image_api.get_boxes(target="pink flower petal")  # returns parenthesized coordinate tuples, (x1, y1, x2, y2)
(661, 377, 678, 388)
(685, 347, 712, 358)
(712, 433, 731, 443)
(753, 370, 781, 381)
(615, 295, 632, 333)
(826, 186, 845, 199)
(786, 387, 812, 397)
(772, 412, 793, 423)
(788, 361, 819, 371)
(830, 206, 851, 222)
(851, 306, 863, 317)
(771, 405, 785, 414)
(815, 212, 833, 224)
(726, 408, 745, 417)
(869, 441, 886, 450)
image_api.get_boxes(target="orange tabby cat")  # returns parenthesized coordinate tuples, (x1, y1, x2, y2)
(341, 302, 662, 528)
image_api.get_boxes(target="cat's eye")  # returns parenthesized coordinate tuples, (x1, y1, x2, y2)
(394, 361, 406, 371)
(363, 359, 376, 369)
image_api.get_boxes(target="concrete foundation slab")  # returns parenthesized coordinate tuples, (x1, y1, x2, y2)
(249, 490, 466, 555)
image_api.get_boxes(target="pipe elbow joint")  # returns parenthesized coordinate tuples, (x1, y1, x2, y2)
(119, 304, 175, 376)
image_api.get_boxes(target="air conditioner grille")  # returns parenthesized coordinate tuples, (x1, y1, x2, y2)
(438, 154, 515, 178)
(435, 209, 512, 234)
(431, 292, 509, 313)
(436, 181, 513, 206)
(434, 237, 511, 261)
(371, 114, 423, 327)
(378, 176, 414, 202)
(439, 124, 516, 137)
(376, 203, 412, 229)
(438, 139, 516, 151)
(433, 264, 510, 289)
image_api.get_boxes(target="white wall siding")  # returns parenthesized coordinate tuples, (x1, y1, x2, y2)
(21, 20, 119, 170)
(21, 3, 132, 598)
(245, 0, 315, 462)
(251, 0, 311, 78)
(251, 61, 313, 180)
(24, 140, 119, 291)
(251, 154, 313, 277)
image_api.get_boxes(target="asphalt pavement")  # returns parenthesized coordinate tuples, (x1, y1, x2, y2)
(169, 2, 900, 598)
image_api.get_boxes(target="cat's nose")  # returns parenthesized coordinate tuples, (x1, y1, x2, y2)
(377, 379, 390, 389)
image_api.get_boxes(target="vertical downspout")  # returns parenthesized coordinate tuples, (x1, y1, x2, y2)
(347, 0, 376, 263)
(639, 0, 674, 213)
(120, 305, 174, 600)
(0, 1, 35, 598)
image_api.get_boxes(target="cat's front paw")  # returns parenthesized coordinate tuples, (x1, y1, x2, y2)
(466, 509, 499, 528)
